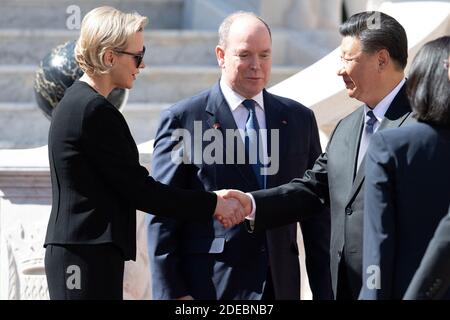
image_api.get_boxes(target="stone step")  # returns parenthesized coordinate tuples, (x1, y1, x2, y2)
(0, 29, 219, 66)
(0, 65, 302, 103)
(0, 29, 328, 66)
(0, 102, 170, 149)
(184, 0, 260, 29)
(0, 0, 184, 29)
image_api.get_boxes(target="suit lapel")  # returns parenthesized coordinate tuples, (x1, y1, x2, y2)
(348, 107, 365, 181)
(205, 82, 259, 189)
(377, 85, 412, 130)
(263, 90, 288, 188)
(205, 83, 237, 132)
(348, 84, 412, 202)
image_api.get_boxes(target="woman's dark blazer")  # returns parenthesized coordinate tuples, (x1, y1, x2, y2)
(404, 206, 450, 299)
(360, 122, 450, 299)
(45, 81, 216, 260)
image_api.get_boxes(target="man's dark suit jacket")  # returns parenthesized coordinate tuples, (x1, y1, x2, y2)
(250, 84, 413, 299)
(44, 81, 216, 261)
(360, 123, 450, 299)
(147, 82, 332, 300)
(404, 206, 450, 300)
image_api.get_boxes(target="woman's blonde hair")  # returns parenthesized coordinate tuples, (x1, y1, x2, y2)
(75, 6, 148, 75)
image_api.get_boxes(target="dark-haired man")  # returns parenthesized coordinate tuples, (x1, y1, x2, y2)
(226, 11, 415, 299)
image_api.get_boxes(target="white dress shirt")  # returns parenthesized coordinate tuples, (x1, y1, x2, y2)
(357, 78, 406, 168)
(219, 79, 268, 166)
(220, 79, 268, 223)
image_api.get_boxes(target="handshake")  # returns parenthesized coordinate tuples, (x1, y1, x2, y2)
(213, 190, 253, 228)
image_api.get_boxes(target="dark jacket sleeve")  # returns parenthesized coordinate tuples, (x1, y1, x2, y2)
(81, 99, 217, 221)
(250, 119, 334, 232)
(298, 110, 333, 300)
(147, 109, 193, 299)
(403, 207, 450, 300)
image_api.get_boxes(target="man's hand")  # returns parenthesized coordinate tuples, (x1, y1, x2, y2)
(221, 189, 253, 216)
(213, 190, 246, 228)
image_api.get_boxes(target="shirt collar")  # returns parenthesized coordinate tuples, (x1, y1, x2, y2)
(220, 78, 265, 112)
(364, 78, 406, 121)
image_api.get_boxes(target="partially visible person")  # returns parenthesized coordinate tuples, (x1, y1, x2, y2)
(404, 50, 450, 301)
(147, 11, 332, 300)
(360, 36, 450, 300)
(404, 205, 450, 300)
(222, 11, 414, 299)
(44, 6, 245, 300)
(448, 52, 450, 79)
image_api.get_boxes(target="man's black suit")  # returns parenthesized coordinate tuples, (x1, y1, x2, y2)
(250, 84, 413, 299)
(147, 82, 332, 300)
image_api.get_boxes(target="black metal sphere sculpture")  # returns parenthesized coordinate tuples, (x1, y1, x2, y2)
(34, 41, 128, 120)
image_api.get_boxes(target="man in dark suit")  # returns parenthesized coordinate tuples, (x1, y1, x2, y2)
(225, 11, 414, 299)
(404, 206, 450, 300)
(146, 12, 333, 300)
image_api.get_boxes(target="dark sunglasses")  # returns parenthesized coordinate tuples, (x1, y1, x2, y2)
(114, 46, 146, 68)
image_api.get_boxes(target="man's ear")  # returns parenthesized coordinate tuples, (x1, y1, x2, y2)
(215, 45, 225, 68)
(377, 49, 390, 71)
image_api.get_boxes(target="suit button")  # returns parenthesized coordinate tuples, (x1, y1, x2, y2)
(260, 246, 266, 253)
(345, 207, 353, 215)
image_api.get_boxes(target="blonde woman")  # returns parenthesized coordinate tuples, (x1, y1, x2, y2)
(44, 6, 244, 300)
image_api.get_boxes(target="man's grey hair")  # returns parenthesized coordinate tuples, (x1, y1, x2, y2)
(218, 11, 272, 48)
